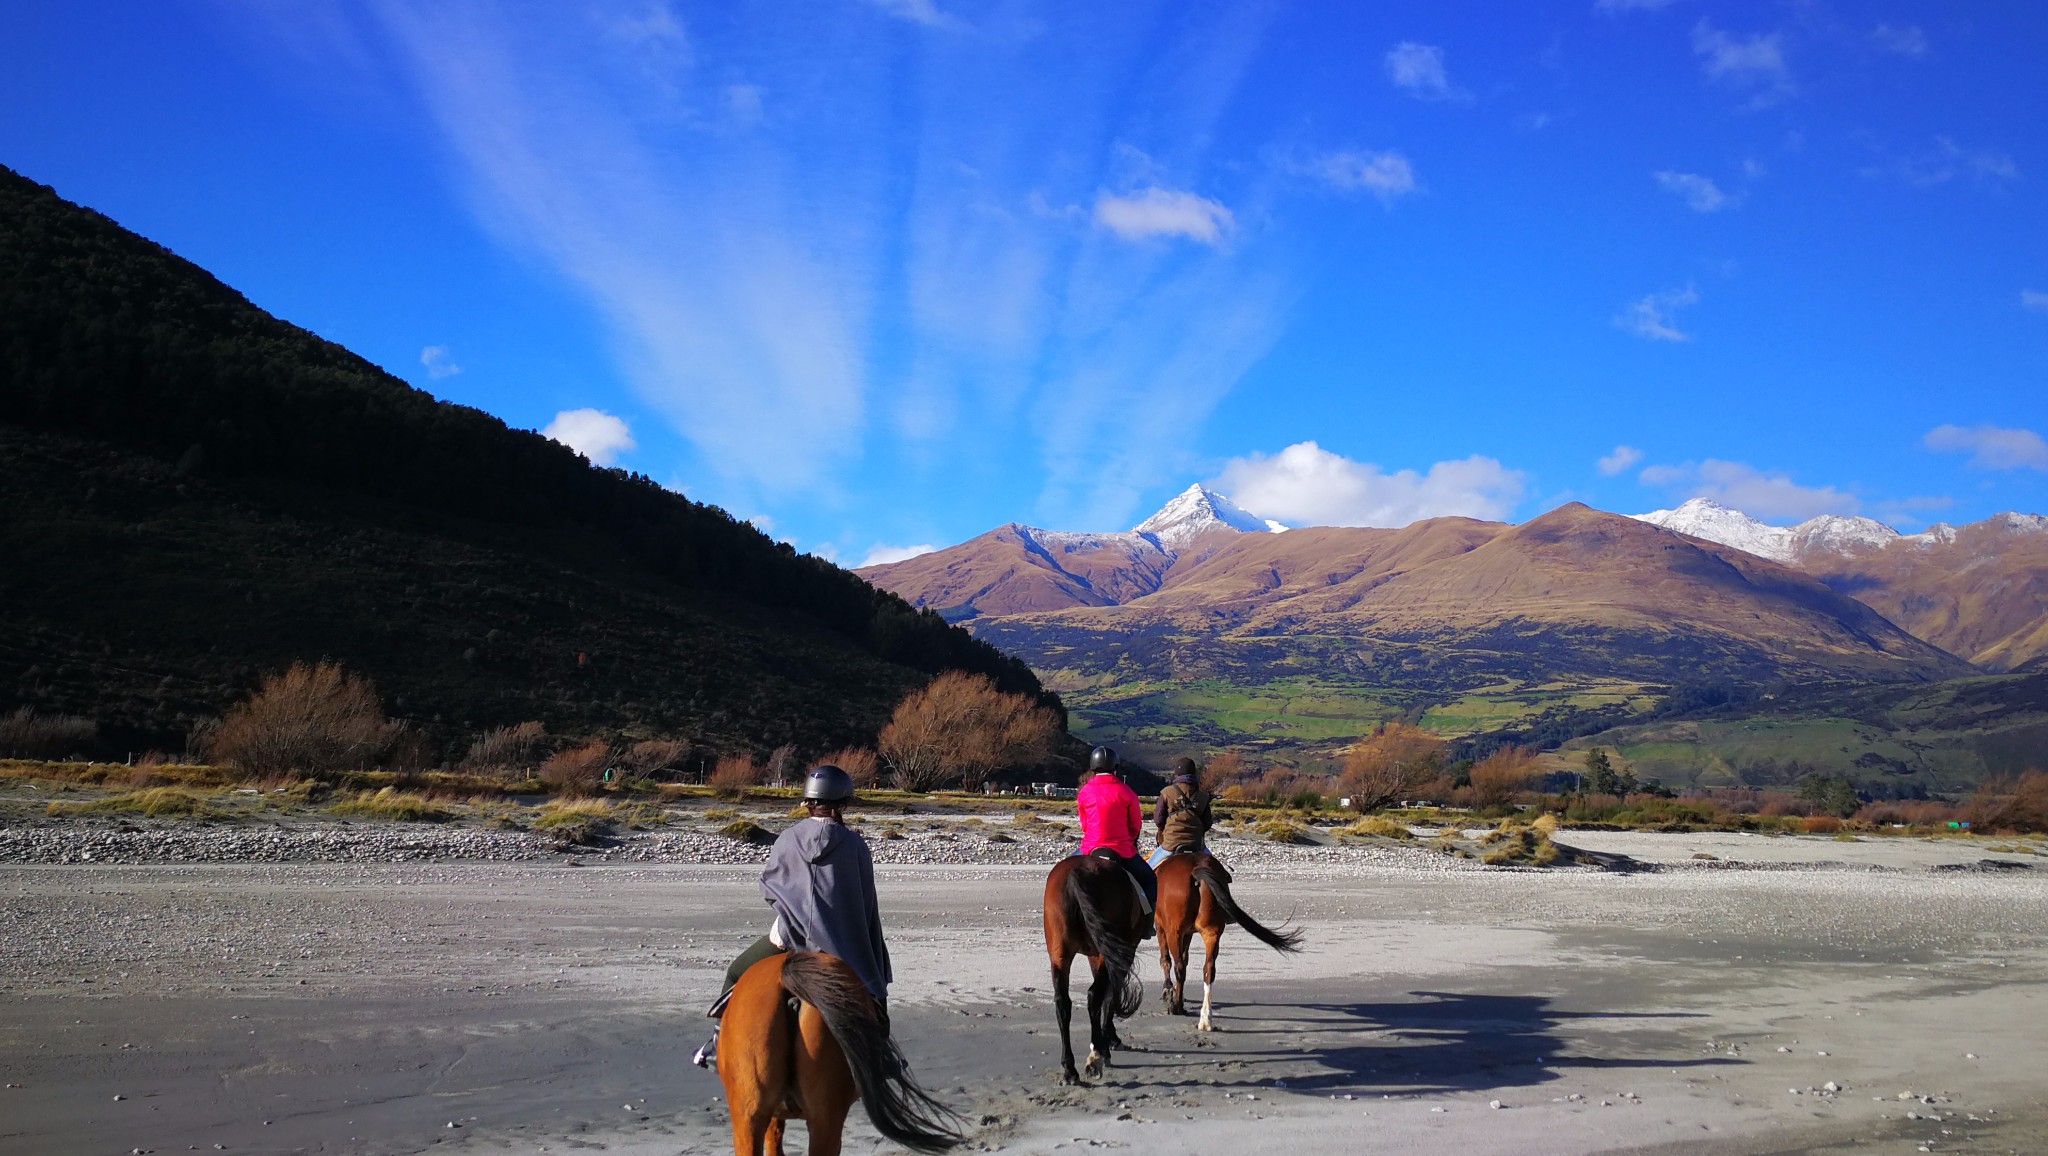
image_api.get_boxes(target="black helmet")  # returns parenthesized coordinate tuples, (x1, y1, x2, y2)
(1087, 746, 1119, 773)
(1172, 757, 1197, 779)
(803, 765, 855, 803)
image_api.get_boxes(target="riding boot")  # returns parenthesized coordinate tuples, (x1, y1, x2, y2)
(693, 987, 735, 1070)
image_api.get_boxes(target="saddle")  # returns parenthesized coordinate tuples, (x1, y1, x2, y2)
(1087, 847, 1153, 917)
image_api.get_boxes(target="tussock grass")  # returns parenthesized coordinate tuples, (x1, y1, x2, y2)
(49, 787, 224, 820)
(1478, 818, 1561, 866)
(703, 806, 740, 822)
(328, 787, 450, 823)
(1250, 817, 1311, 844)
(718, 819, 773, 844)
(1338, 816, 1415, 840)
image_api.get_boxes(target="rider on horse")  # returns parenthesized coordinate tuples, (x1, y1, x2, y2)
(1147, 756, 1214, 867)
(694, 764, 891, 1069)
(1076, 746, 1157, 927)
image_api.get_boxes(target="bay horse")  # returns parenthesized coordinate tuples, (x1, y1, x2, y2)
(1041, 852, 1147, 1083)
(716, 948, 962, 1155)
(1154, 852, 1304, 1030)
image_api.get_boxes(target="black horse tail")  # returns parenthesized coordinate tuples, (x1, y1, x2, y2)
(1065, 859, 1144, 1018)
(1192, 864, 1305, 953)
(778, 950, 965, 1153)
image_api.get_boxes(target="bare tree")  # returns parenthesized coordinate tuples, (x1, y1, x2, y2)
(540, 739, 611, 795)
(766, 743, 801, 787)
(464, 721, 547, 775)
(1339, 721, 1446, 812)
(878, 671, 1060, 792)
(819, 746, 880, 788)
(1468, 746, 1537, 809)
(710, 753, 764, 799)
(203, 661, 400, 775)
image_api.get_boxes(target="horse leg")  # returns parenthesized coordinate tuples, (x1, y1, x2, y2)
(1197, 922, 1222, 1032)
(792, 998, 854, 1156)
(761, 1117, 786, 1156)
(1052, 958, 1081, 1085)
(1083, 953, 1111, 1078)
(1171, 921, 1196, 1017)
(1157, 925, 1177, 1014)
(720, 959, 794, 1156)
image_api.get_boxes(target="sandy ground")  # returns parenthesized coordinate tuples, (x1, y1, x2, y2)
(3, 837, 2045, 1156)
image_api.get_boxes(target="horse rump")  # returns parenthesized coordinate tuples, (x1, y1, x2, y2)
(1063, 858, 1144, 1018)
(1191, 862, 1305, 953)
(777, 950, 965, 1153)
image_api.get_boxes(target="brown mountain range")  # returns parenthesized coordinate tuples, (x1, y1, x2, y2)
(1801, 515, 2048, 671)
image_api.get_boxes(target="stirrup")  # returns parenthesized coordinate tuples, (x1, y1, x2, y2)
(692, 1026, 719, 1070)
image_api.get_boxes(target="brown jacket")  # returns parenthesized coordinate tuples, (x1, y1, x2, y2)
(1153, 779, 1213, 852)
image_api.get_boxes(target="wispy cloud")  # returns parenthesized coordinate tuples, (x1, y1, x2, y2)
(1597, 445, 1644, 476)
(1924, 424, 2048, 472)
(1692, 20, 1792, 105)
(1865, 136, 2019, 187)
(857, 543, 936, 568)
(1093, 188, 1234, 245)
(419, 344, 462, 379)
(1640, 459, 1857, 519)
(864, 0, 951, 28)
(1870, 23, 1929, 58)
(1616, 286, 1699, 342)
(1214, 441, 1525, 528)
(1384, 42, 1467, 103)
(1596, 0, 1678, 11)
(1653, 170, 1734, 212)
(1307, 150, 1418, 205)
(542, 407, 636, 466)
(2023, 290, 2048, 315)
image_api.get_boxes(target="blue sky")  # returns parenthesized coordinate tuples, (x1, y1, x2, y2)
(4, 1, 2045, 565)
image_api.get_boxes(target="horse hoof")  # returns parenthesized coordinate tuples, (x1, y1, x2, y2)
(1197, 1019, 1213, 1033)
(1058, 1067, 1080, 1086)
(1083, 1057, 1105, 1080)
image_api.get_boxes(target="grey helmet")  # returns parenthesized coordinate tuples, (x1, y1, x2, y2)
(1087, 746, 1119, 774)
(803, 764, 855, 803)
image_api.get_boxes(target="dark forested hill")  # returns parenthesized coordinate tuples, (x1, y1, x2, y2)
(0, 165, 1050, 757)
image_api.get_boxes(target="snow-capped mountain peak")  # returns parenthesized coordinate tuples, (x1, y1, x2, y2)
(1132, 484, 1280, 551)
(1631, 498, 1900, 563)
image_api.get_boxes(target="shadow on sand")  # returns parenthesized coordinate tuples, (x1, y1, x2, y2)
(1131, 991, 1742, 1096)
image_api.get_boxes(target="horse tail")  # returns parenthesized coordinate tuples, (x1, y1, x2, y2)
(1065, 860, 1143, 1018)
(778, 951, 965, 1153)
(1192, 863, 1305, 953)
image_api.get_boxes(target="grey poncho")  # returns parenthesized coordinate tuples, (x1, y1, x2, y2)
(758, 818, 892, 1001)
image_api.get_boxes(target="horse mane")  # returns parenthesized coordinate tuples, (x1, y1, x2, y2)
(776, 950, 965, 1153)
(1063, 859, 1145, 1018)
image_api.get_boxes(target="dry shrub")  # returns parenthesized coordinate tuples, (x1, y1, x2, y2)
(203, 662, 401, 775)
(1965, 771, 2048, 834)
(51, 787, 221, 820)
(1205, 750, 1250, 787)
(819, 747, 880, 788)
(1855, 799, 1960, 827)
(1468, 747, 1538, 809)
(465, 721, 546, 773)
(878, 671, 1060, 792)
(1340, 721, 1446, 812)
(1799, 815, 1844, 834)
(0, 707, 98, 759)
(540, 739, 611, 795)
(710, 753, 764, 799)
(622, 739, 690, 777)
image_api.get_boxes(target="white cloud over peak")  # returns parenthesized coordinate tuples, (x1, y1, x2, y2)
(1310, 150, 1418, 204)
(419, 344, 461, 379)
(542, 408, 636, 466)
(1639, 459, 1857, 520)
(1653, 170, 1733, 212)
(1092, 187, 1234, 245)
(1384, 42, 1465, 102)
(1692, 20, 1792, 103)
(1924, 424, 2048, 472)
(1213, 442, 1525, 528)
(858, 543, 936, 568)
(1616, 286, 1699, 342)
(1597, 445, 1644, 476)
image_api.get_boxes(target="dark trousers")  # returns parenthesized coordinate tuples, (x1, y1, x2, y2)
(718, 935, 784, 1003)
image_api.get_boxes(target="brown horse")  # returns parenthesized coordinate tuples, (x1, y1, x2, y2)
(1041, 853, 1147, 1083)
(716, 949, 962, 1155)
(1154, 852, 1304, 1031)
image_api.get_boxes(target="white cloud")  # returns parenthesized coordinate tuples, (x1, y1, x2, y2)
(1869, 137, 2019, 187)
(1653, 170, 1733, 212)
(419, 344, 461, 379)
(542, 408, 636, 466)
(1924, 424, 2048, 472)
(864, 0, 951, 27)
(2024, 290, 2048, 314)
(1384, 42, 1465, 102)
(724, 84, 763, 126)
(1213, 442, 1525, 528)
(1597, 445, 1644, 476)
(1310, 150, 1418, 204)
(1692, 20, 1792, 103)
(1616, 285, 1699, 342)
(1596, 0, 1677, 10)
(858, 543, 936, 568)
(1092, 187, 1234, 245)
(1870, 23, 1928, 57)
(1640, 459, 1857, 520)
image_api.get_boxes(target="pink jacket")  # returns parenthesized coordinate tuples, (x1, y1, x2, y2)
(1077, 773, 1142, 858)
